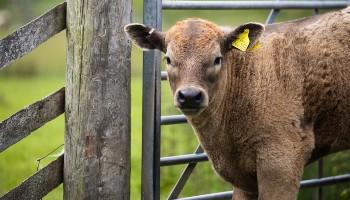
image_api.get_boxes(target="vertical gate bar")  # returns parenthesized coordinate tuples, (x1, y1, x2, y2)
(154, 63, 162, 199)
(265, 0, 280, 24)
(142, 50, 157, 200)
(142, 0, 162, 198)
(265, 9, 280, 24)
(313, 8, 319, 15)
(317, 158, 324, 200)
(313, 0, 319, 15)
(154, 0, 163, 196)
(314, 2, 321, 199)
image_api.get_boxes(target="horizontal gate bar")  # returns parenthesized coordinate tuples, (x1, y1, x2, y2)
(162, 1, 350, 10)
(0, 155, 63, 200)
(0, 2, 66, 69)
(161, 115, 187, 125)
(300, 173, 350, 188)
(160, 153, 208, 166)
(0, 88, 65, 152)
(176, 191, 232, 200)
(161, 71, 168, 80)
(175, 173, 350, 200)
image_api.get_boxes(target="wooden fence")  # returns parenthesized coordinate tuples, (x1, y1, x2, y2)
(0, 0, 131, 199)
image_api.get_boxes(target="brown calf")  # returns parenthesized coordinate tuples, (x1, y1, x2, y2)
(125, 7, 350, 200)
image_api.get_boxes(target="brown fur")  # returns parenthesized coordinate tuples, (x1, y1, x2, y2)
(124, 7, 350, 200)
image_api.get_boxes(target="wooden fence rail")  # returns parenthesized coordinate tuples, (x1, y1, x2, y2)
(0, 2, 66, 70)
(0, 88, 65, 152)
(0, 1, 67, 198)
(0, 155, 63, 200)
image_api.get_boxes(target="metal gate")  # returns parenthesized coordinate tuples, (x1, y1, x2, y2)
(141, 1, 350, 199)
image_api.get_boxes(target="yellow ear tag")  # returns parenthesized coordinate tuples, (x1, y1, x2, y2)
(249, 41, 261, 51)
(232, 29, 250, 52)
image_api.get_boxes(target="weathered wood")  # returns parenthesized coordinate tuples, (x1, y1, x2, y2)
(0, 88, 64, 152)
(0, 3, 66, 69)
(0, 155, 63, 200)
(64, 0, 131, 199)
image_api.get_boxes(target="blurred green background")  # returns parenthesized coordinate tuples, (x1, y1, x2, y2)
(0, 0, 349, 199)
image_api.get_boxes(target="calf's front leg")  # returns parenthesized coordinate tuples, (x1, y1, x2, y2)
(232, 188, 258, 200)
(256, 144, 305, 200)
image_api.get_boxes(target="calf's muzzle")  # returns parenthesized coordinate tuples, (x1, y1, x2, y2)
(175, 87, 207, 114)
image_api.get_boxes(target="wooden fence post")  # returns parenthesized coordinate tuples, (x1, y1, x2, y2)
(64, 0, 131, 199)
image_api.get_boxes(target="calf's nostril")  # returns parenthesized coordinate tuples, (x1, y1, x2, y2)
(178, 91, 185, 103)
(195, 92, 203, 103)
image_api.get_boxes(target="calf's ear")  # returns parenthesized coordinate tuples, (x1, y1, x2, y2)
(224, 22, 265, 52)
(124, 23, 166, 52)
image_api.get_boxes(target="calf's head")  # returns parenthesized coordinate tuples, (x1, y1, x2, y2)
(124, 19, 264, 116)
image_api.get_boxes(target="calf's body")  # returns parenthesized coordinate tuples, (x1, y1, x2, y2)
(191, 9, 350, 199)
(125, 7, 350, 200)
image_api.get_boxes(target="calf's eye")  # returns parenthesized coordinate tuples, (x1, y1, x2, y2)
(165, 56, 172, 65)
(214, 57, 222, 65)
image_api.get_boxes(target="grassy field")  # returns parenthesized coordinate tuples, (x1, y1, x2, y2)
(0, 1, 350, 199)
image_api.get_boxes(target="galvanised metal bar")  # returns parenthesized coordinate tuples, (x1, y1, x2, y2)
(154, 38, 162, 200)
(265, 8, 280, 24)
(162, 1, 350, 10)
(175, 174, 350, 200)
(265, 0, 280, 24)
(317, 158, 324, 200)
(176, 191, 232, 200)
(160, 153, 208, 166)
(161, 115, 187, 125)
(161, 71, 168, 80)
(301, 174, 350, 188)
(314, 8, 320, 15)
(314, 3, 321, 200)
(313, 0, 320, 15)
(167, 146, 204, 200)
(309, 2, 322, 199)
(142, 0, 162, 198)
